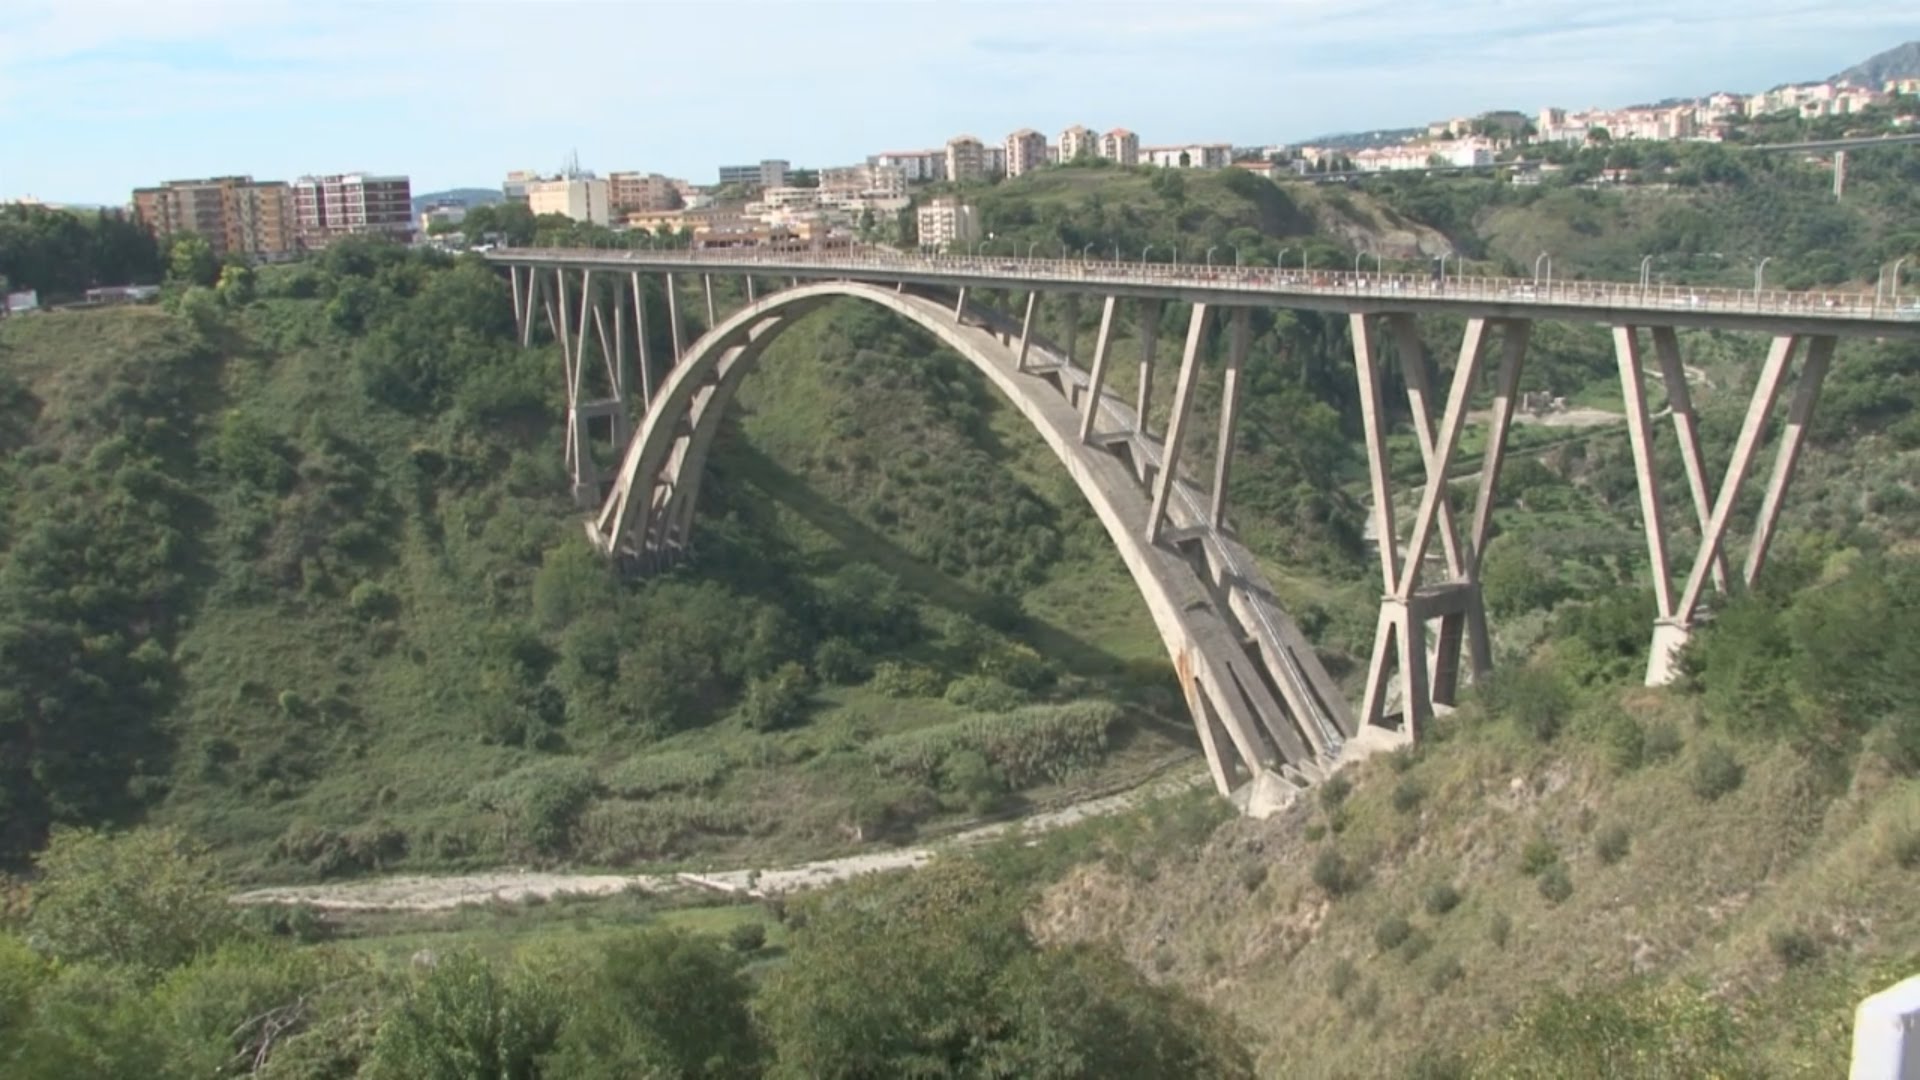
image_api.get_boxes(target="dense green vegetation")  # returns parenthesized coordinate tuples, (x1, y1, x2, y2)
(0, 203, 162, 297)
(0, 829, 1248, 1077)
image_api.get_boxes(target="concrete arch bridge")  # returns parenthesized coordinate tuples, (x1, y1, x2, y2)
(486, 247, 1920, 808)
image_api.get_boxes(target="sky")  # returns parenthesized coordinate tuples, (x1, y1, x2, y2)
(4, 1, 1916, 206)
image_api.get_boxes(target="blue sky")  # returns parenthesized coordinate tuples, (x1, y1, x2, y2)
(4, 1, 1915, 205)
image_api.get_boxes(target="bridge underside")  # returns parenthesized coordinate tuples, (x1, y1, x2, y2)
(505, 260, 1849, 812)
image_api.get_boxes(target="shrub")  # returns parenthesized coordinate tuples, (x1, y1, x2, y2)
(1312, 849, 1359, 898)
(1768, 927, 1822, 967)
(1519, 834, 1560, 876)
(347, 580, 400, 620)
(1537, 863, 1574, 904)
(1428, 956, 1465, 991)
(1593, 713, 1645, 773)
(1424, 882, 1463, 916)
(1400, 930, 1433, 962)
(942, 675, 1029, 713)
(1304, 822, 1327, 842)
(1238, 863, 1268, 893)
(811, 637, 869, 685)
(27, 827, 238, 972)
(606, 751, 729, 799)
(1485, 664, 1572, 742)
(1690, 743, 1744, 802)
(1488, 911, 1512, 949)
(869, 660, 945, 699)
(1374, 914, 1413, 952)
(936, 749, 1004, 814)
(1319, 774, 1352, 810)
(1391, 780, 1424, 815)
(368, 951, 561, 1080)
(1328, 957, 1358, 1000)
(737, 662, 812, 732)
(468, 761, 596, 857)
(728, 921, 768, 955)
(1595, 824, 1631, 865)
(1642, 719, 1684, 762)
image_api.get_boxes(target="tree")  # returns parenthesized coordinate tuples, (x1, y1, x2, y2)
(166, 235, 218, 288)
(544, 930, 763, 1078)
(368, 952, 561, 1080)
(215, 261, 255, 305)
(26, 828, 238, 974)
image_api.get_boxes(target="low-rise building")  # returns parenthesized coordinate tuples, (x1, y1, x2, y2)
(420, 204, 467, 232)
(1141, 143, 1231, 169)
(916, 196, 979, 251)
(526, 175, 611, 226)
(503, 170, 540, 204)
(716, 159, 789, 189)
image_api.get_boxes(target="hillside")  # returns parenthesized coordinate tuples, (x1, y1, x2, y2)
(410, 187, 504, 213)
(1835, 40, 1920, 87)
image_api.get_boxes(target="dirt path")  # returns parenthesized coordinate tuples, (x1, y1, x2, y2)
(231, 769, 1211, 912)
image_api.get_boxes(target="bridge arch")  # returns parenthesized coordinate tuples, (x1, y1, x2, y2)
(588, 280, 1355, 797)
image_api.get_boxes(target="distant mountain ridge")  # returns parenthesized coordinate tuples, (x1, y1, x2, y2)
(411, 187, 504, 215)
(1834, 40, 1920, 86)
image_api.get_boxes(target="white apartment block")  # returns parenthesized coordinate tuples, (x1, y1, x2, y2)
(945, 135, 986, 184)
(1005, 129, 1048, 177)
(1058, 124, 1097, 162)
(916, 196, 979, 251)
(1098, 128, 1140, 166)
(607, 171, 680, 213)
(1141, 143, 1231, 169)
(820, 163, 907, 197)
(1352, 137, 1495, 172)
(872, 149, 946, 183)
(526, 176, 610, 226)
(1537, 105, 1696, 144)
(717, 159, 789, 188)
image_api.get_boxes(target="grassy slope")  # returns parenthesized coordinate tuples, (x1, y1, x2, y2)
(1030, 695, 1920, 1076)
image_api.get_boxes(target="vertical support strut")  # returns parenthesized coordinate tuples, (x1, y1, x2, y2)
(1352, 314, 1399, 595)
(1744, 336, 1834, 585)
(1613, 326, 1676, 624)
(1062, 294, 1080, 368)
(1146, 303, 1211, 543)
(1135, 299, 1161, 436)
(666, 273, 686, 363)
(1469, 320, 1530, 571)
(746, 276, 757, 302)
(1078, 296, 1118, 440)
(510, 265, 524, 341)
(523, 265, 543, 348)
(703, 274, 716, 328)
(1016, 291, 1037, 371)
(954, 287, 969, 323)
(1209, 307, 1250, 529)
(630, 271, 653, 411)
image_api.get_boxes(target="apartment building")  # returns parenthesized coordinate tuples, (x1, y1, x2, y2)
(820, 163, 907, 197)
(607, 171, 680, 214)
(1004, 128, 1048, 177)
(944, 135, 987, 184)
(915, 196, 979, 251)
(870, 149, 945, 183)
(291, 173, 413, 247)
(717, 159, 789, 188)
(1058, 124, 1097, 162)
(131, 176, 295, 260)
(1098, 128, 1140, 166)
(1141, 143, 1231, 169)
(503, 170, 541, 204)
(525, 176, 610, 226)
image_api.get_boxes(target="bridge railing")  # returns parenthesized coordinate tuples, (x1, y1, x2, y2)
(493, 247, 1920, 324)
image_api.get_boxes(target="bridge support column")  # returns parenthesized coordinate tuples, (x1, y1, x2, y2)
(510, 265, 525, 341)
(630, 272, 654, 411)
(1146, 303, 1211, 543)
(1016, 291, 1037, 371)
(703, 274, 717, 328)
(745, 276, 756, 303)
(1354, 314, 1512, 738)
(666, 273, 686, 363)
(954, 287, 968, 323)
(1651, 326, 1729, 592)
(1077, 296, 1118, 437)
(1209, 308, 1250, 530)
(1062, 295, 1080, 369)
(1135, 300, 1161, 439)
(1614, 328, 1833, 684)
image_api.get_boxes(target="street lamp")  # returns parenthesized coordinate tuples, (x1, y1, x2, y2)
(1232, 245, 1243, 267)
(1206, 246, 1218, 268)
(1753, 255, 1772, 292)
(1893, 257, 1911, 308)
(1083, 242, 1094, 261)
(1533, 251, 1551, 285)
(1142, 244, 1154, 263)
(1277, 247, 1291, 272)
(1354, 249, 1365, 274)
(1639, 254, 1654, 288)
(1027, 241, 1038, 260)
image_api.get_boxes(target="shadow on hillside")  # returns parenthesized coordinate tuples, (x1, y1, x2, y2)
(719, 441, 1139, 685)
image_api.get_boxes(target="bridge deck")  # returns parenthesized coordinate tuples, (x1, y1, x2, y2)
(488, 248, 1920, 340)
